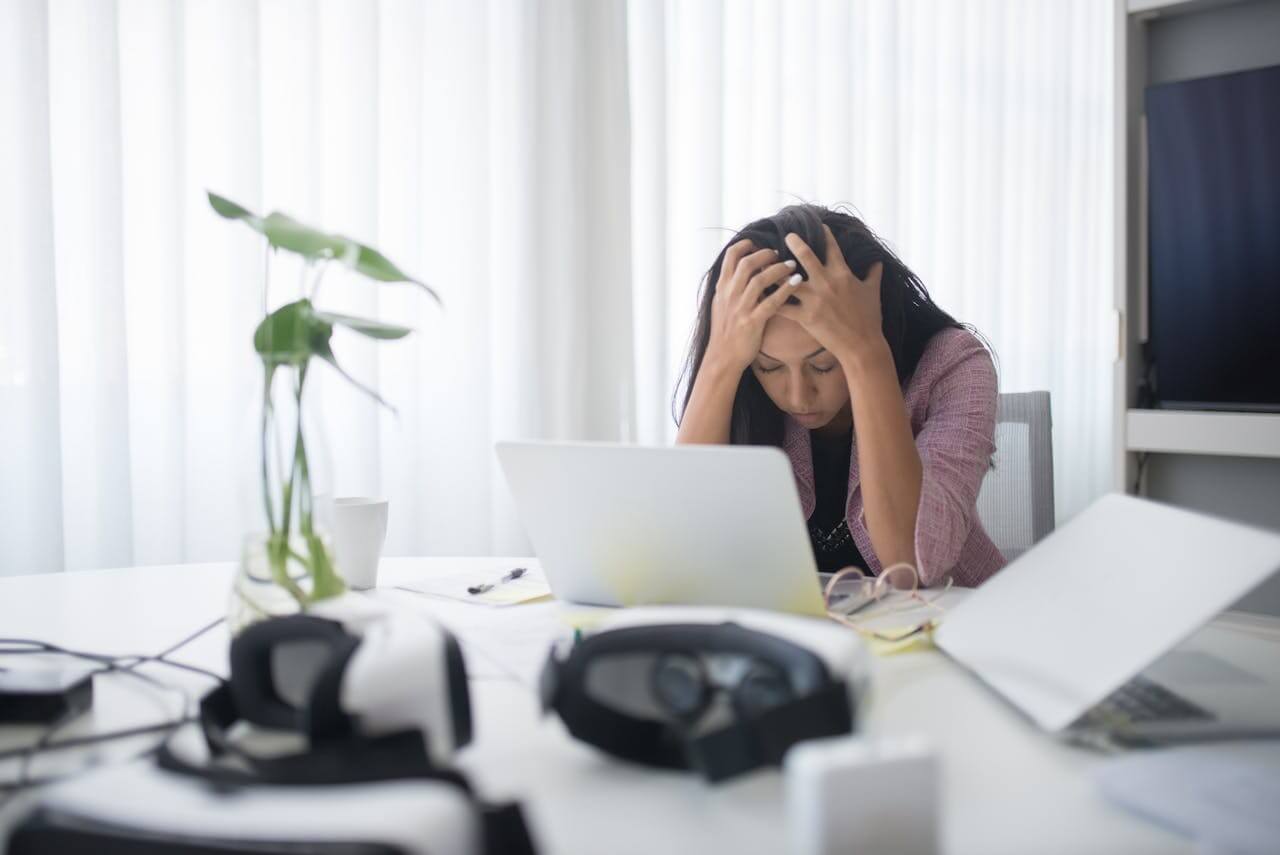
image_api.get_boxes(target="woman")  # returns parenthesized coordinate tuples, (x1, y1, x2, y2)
(675, 205, 1004, 588)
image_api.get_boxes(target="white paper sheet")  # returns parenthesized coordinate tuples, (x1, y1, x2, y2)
(390, 564, 552, 607)
(1097, 741, 1280, 855)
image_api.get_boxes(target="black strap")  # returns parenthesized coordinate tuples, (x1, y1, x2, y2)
(159, 723, 450, 788)
(156, 684, 539, 855)
(553, 684, 687, 770)
(303, 632, 362, 742)
(480, 802, 537, 855)
(156, 731, 537, 855)
(552, 671, 853, 782)
(685, 681, 853, 782)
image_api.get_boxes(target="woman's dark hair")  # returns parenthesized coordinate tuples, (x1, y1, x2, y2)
(675, 204, 969, 447)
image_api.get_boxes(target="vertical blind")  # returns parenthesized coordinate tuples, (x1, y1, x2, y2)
(0, 0, 1112, 575)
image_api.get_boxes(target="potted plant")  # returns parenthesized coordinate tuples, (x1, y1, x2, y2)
(208, 192, 436, 630)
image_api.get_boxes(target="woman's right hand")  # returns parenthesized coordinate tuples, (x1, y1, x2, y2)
(705, 239, 801, 372)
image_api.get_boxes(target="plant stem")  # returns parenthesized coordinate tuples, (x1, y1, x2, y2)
(258, 243, 306, 609)
(262, 245, 271, 316)
(267, 537, 307, 605)
(261, 367, 277, 535)
(279, 432, 295, 541)
(310, 263, 328, 303)
(289, 361, 344, 602)
(294, 363, 312, 537)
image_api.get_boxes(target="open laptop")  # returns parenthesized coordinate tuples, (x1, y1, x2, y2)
(495, 441, 829, 617)
(934, 493, 1280, 743)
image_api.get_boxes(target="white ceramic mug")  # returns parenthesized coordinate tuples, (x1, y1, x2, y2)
(330, 497, 389, 590)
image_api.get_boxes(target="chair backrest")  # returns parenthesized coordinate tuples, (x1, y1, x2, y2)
(975, 391, 1055, 561)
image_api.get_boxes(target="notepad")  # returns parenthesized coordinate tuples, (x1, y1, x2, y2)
(393, 565, 552, 607)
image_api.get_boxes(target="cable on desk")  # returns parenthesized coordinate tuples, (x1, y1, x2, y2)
(0, 616, 227, 803)
(0, 719, 198, 765)
(0, 652, 177, 802)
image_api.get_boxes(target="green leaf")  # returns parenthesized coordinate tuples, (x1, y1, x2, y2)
(313, 311, 412, 340)
(253, 300, 406, 415)
(207, 191, 263, 228)
(312, 337, 398, 415)
(337, 239, 441, 303)
(253, 299, 330, 368)
(208, 191, 435, 299)
(262, 213, 345, 259)
(345, 241, 413, 281)
(208, 192, 340, 259)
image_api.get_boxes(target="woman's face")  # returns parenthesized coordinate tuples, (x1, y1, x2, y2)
(751, 315, 852, 433)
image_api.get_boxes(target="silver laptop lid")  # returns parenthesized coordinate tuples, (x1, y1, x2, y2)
(495, 441, 827, 617)
(934, 493, 1280, 732)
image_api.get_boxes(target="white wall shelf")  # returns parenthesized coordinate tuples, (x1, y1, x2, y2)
(1115, 0, 1280, 616)
(1127, 0, 1250, 16)
(1126, 409, 1280, 458)
(1113, 0, 1280, 485)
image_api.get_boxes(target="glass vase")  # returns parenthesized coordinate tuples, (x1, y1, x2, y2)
(228, 532, 338, 635)
(228, 359, 345, 635)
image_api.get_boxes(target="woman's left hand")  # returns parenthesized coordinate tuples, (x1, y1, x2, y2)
(780, 224, 885, 365)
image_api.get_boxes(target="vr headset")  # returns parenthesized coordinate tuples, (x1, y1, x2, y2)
(175, 598, 473, 783)
(540, 606, 870, 782)
(8, 600, 535, 855)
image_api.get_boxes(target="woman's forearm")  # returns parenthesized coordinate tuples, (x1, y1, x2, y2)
(838, 337, 923, 582)
(675, 353, 742, 445)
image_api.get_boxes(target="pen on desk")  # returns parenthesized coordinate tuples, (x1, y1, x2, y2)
(467, 566, 527, 596)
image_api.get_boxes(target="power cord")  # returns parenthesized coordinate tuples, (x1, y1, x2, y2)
(0, 617, 227, 803)
(1132, 451, 1149, 494)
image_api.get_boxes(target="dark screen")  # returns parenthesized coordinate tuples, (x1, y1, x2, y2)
(1146, 63, 1280, 410)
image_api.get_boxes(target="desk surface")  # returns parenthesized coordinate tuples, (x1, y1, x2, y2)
(4, 557, 1264, 854)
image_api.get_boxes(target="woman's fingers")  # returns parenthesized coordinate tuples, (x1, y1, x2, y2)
(719, 239, 755, 284)
(773, 281, 819, 321)
(742, 260, 798, 303)
(784, 232, 824, 277)
(862, 260, 885, 290)
(731, 247, 780, 290)
(750, 275, 803, 323)
(715, 240, 756, 297)
(820, 223, 848, 271)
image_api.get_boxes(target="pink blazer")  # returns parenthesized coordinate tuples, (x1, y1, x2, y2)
(783, 327, 1006, 587)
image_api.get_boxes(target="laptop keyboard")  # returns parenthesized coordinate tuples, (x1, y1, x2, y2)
(1088, 675, 1214, 725)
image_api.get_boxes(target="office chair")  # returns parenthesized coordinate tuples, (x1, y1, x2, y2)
(975, 391, 1055, 561)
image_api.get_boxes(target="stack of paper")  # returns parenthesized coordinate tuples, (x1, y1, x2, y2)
(1097, 741, 1280, 855)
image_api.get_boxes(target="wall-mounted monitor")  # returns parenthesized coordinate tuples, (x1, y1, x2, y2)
(1146, 63, 1280, 411)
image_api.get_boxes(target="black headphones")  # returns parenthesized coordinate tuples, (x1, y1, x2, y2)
(541, 617, 860, 782)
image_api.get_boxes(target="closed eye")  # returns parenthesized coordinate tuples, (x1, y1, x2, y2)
(810, 364, 836, 374)
(756, 364, 783, 374)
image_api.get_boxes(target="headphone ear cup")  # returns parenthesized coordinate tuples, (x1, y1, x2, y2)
(731, 661, 794, 717)
(302, 633, 362, 743)
(651, 652, 711, 723)
(229, 615, 349, 730)
(539, 649, 564, 713)
(441, 630, 472, 749)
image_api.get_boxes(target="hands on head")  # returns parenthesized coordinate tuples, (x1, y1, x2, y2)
(706, 224, 885, 373)
(704, 238, 803, 372)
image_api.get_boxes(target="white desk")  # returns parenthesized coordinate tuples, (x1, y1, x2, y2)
(5, 557, 1270, 853)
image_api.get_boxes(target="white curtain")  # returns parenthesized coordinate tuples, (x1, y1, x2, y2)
(0, 0, 632, 574)
(629, 0, 1116, 527)
(1, 0, 1113, 576)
